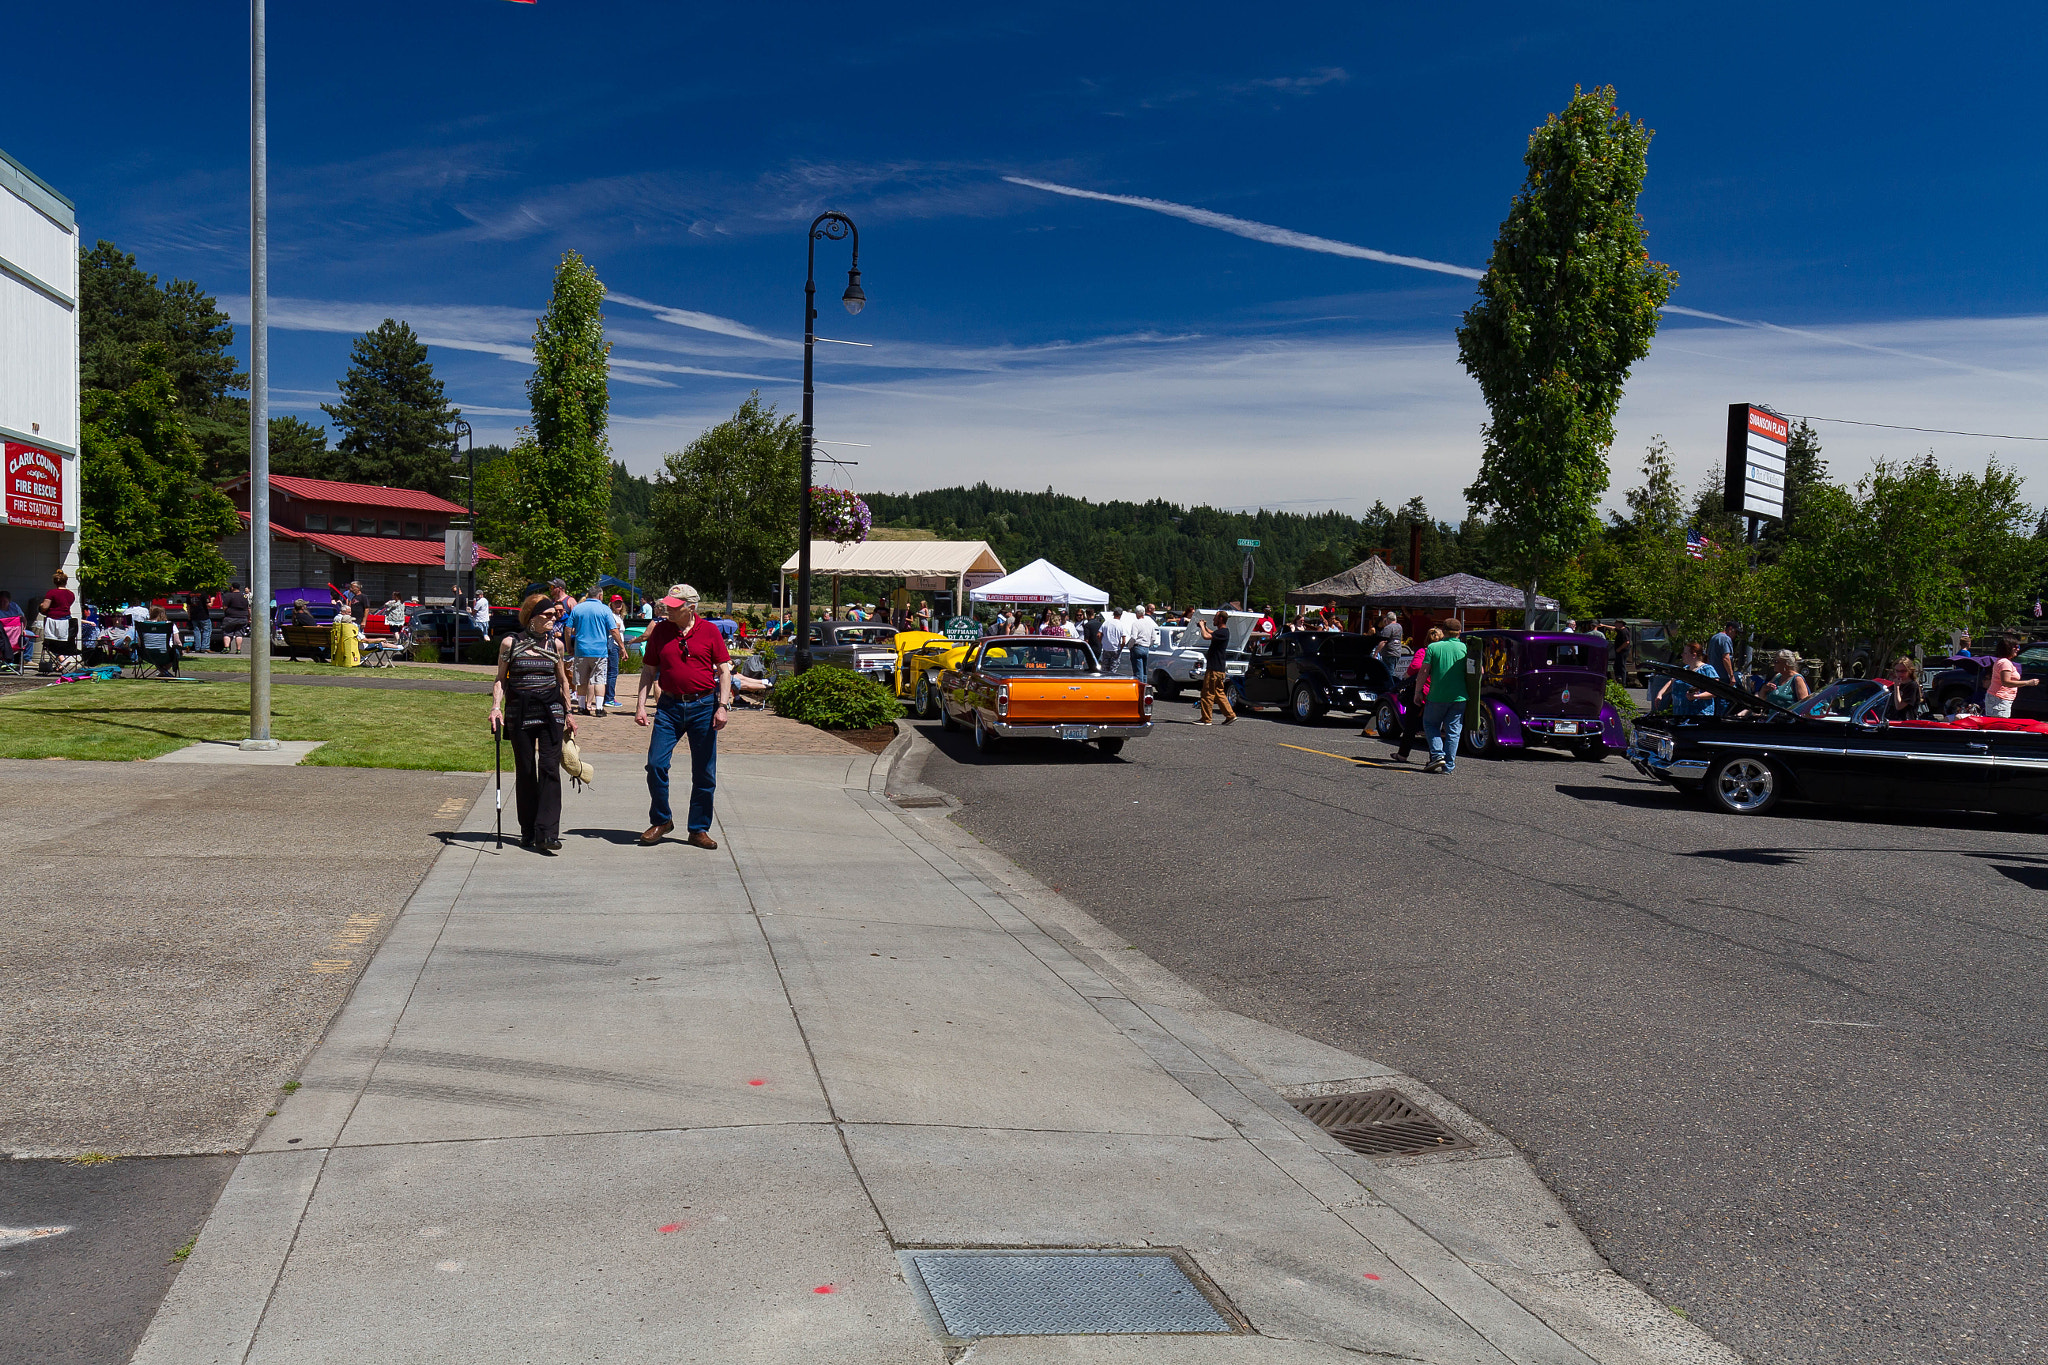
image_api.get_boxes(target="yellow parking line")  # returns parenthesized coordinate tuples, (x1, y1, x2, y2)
(1277, 742, 1421, 773)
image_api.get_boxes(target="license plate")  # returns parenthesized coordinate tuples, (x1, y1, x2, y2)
(1060, 725, 1090, 741)
(1553, 721, 1579, 735)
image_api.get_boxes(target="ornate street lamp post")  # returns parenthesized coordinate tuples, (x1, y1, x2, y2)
(795, 212, 865, 674)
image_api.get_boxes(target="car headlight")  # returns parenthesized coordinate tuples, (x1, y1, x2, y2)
(1655, 734, 1675, 761)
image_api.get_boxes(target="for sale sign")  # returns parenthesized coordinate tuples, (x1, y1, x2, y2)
(1723, 404, 1788, 522)
(5, 442, 65, 530)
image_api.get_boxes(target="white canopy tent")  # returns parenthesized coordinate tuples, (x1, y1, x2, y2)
(967, 558, 1109, 606)
(777, 539, 1005, 619)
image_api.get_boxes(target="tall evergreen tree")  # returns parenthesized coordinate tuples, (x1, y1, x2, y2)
(79, 362, 241, 600)
(1457, 86, 1678, 622)
(79, 241, 245, 412)
(497, 252, 615, 587)
(320, 319, 461, 495)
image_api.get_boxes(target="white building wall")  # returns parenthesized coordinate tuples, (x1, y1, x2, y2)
(0, 146, 80, 611)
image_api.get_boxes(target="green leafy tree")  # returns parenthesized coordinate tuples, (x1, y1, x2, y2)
(495, 253, 615, 587)
(265, 416, 333, 478)
(1457, 86, 1678, 622)
(79, 242, 245, 412)
(79, 362, 241, 600)
(1614, 438, 1745, 644)
(320, 319, 461, 495)
(648, 392, 800, 610)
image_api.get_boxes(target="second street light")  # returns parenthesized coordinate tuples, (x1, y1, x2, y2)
(794, 211, 865, 674)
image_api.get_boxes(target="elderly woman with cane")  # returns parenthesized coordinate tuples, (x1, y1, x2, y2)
(489, 593, 577, 854)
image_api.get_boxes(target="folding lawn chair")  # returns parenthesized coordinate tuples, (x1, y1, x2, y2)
(37, 616, 84, 676)
(130, 622, 184, 679)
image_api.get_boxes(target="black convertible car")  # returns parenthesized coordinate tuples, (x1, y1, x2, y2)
(1628, 662, 2048, 816)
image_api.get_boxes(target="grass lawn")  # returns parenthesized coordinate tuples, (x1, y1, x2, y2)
(0, 679, 494, 769)
(175, 654, 488, 681)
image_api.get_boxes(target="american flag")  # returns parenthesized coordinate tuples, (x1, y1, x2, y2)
(1684, 530, 1715, 560)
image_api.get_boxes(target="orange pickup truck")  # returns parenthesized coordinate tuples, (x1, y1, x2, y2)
(937, 635, 1153, 756)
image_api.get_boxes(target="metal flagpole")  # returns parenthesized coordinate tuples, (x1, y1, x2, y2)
(242, 0, 277, 749)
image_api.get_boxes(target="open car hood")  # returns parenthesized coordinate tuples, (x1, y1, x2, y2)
(1639, 660, 1794, 718)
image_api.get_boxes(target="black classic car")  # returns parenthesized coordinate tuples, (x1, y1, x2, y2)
(770, 620, 900, 687)
(1232, 631, 1398, 720)
(1927, 642, 2048, 718)
(1628, 662, 2048, 816)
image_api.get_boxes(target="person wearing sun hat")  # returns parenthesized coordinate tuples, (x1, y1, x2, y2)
(633, 584, 733, 847)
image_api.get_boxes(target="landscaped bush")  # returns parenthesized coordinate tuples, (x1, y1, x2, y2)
(412, 640, 441, 664)
(463, 641, 499, 666)
(1605, 678, 1639, 720)
(770, 666, 902, 730)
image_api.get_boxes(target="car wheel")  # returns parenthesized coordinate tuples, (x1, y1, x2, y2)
(973, 711, 1002, 755)
(1465, 704, 1498, 757)
(1932, 688, 1970, 716)
(1290, 683, 1325, 723)
(1095, 738, 1125, 757)
(939, 693, 961, 732)
(1228, 679, 1253, 713)
(915, 677, 938, 720)
(1152, 670, 1181, 701)
(1374, 698, 1399, 739)
(1707, 754, 1780, 815)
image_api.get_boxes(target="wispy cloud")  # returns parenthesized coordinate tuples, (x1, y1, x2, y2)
(1004, 176, 1485, 279)
(607, 293, 797, 350)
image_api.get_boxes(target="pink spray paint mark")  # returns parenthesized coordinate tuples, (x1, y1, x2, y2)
(659, 1223, 684, 1234)
(1362, 1273, 1381, 1281)
(813, 1284, 837, 1294)
(747, 1078, 766, 1086)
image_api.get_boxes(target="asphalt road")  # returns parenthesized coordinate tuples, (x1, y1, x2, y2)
(912, 699, 2047, 1365)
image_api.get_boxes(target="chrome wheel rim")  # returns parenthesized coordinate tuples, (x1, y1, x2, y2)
(1293, 688, 1313, 719)
(916, 679, 931, 714)
(1377, 701, 1397, 735)
(1472, 707, 1491, 750)
(1717, 758, 1774, 811)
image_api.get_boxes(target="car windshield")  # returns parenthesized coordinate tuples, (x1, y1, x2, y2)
(978, 642, 1094, 673)
(1795, 679, 1887, 719)
(1544, 642, 1598, 668)
(831, 627, 897, 646)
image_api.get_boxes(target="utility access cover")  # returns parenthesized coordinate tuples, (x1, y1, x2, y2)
(902, 1249, 1236, 1338)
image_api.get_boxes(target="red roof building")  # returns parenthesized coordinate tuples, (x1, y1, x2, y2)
(219, 475, 498, 604)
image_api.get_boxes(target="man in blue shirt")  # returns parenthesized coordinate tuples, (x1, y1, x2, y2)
(565, 591, 623, 717)
(1706, 622, 1737, 690)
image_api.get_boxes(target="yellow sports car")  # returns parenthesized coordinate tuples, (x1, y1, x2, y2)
(895, 632, 975, 719)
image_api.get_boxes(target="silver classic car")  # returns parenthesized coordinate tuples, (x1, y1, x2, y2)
(770, 620, 901, 687)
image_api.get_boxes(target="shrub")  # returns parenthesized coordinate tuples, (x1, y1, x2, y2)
(463, 641, 499, 666)
(413, 640, 441, 664)
(1604, 678, 1639, 720)
(771, 665, 902, 730)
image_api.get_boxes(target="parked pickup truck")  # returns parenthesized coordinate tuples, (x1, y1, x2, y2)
(1233, 631, 1400, 721)
(770, 619, 901, 687)
(1146, 610, 1261, 698)
(938, 635, 1152, 757)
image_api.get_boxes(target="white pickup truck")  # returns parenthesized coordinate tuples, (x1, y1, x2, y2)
(1145, 610, 1263, 699)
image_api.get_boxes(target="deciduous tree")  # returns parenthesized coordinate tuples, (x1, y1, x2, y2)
(1457, 86, 1678, 623)
(648, 393, 800, 611)
(79, 362, 240, 601)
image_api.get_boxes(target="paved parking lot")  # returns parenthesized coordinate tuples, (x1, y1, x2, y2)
(912, 700, 2048, 1365)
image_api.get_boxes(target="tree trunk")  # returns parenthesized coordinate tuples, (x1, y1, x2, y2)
(1525, 579, 1539, 631)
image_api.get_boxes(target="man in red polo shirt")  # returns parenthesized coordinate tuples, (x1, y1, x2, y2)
(633, 583, 733, 847)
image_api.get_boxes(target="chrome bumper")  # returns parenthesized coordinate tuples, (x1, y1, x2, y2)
(1627, 742, 1708, 782)
(991, 721, 1154, 740)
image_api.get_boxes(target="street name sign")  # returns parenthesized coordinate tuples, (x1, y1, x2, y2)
(1236, 539, 1260, 548)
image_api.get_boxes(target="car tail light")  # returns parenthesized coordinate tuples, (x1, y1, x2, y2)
(1141, 684, 1153, 718)
(996, 685, 1008, 718)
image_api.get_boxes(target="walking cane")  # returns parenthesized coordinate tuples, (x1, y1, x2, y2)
(493, 715, 503, 849)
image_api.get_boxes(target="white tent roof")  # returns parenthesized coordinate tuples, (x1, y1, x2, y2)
(967, 557, 1109, 605)
(778, 540, 1004, 577)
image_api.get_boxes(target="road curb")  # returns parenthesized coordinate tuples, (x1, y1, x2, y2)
(882, 720, 1738, 1365)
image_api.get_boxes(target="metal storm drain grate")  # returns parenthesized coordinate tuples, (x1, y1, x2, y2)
(1290, 1089, 1474, 1158)
(902, 1249, 1237, 1338)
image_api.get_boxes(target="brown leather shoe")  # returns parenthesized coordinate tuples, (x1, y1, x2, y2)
(685, 831, 719, 850)
(637, 821, 673, 845)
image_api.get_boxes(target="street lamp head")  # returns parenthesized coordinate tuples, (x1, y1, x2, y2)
(841, 266, 866, 315)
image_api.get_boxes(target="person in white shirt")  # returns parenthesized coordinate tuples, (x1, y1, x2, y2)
(1099, 608, 1128, 671)
(1128, 604, 1159, 681)
(471, 592, 491, 634)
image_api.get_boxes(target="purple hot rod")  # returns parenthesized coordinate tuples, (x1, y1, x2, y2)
(1465, 629, 1625, 760)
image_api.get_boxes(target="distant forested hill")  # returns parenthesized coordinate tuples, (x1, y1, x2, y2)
(859, 484, 1499, 609)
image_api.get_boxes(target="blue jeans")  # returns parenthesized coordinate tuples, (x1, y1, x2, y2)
(1424, 698, 1464, 770)
(191, 618, 212, 653)
(1129, 646, 1148, 681)
(646, 694, 718, 832)
(605, 640, 621, 707)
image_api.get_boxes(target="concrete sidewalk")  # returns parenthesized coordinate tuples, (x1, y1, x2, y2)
(133, 736, 1728, 1363)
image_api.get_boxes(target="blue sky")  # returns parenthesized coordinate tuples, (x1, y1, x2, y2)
(13, 2, 2048, 517)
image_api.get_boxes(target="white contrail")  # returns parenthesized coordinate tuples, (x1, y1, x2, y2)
(607, 293, 797, 350)
(1007, 177, 2046, 386)
(1003, 176, 1484, 280)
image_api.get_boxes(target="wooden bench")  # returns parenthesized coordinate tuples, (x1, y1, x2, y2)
(279, 624, 331, 662)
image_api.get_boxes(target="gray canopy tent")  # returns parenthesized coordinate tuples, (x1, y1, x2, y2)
(1360, 572, 1559, 625)
(1285, 557, 1417, 607)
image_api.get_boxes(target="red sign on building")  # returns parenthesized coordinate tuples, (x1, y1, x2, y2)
(5, 441, 65, 530)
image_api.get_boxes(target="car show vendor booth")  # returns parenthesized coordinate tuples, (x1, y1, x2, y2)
(778, 539, 1005, 620)
(966, 558, 1109, 607)
(1285, 557, 1417, 632)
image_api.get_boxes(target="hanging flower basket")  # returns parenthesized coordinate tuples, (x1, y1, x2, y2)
(810, 487, 872, 544)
